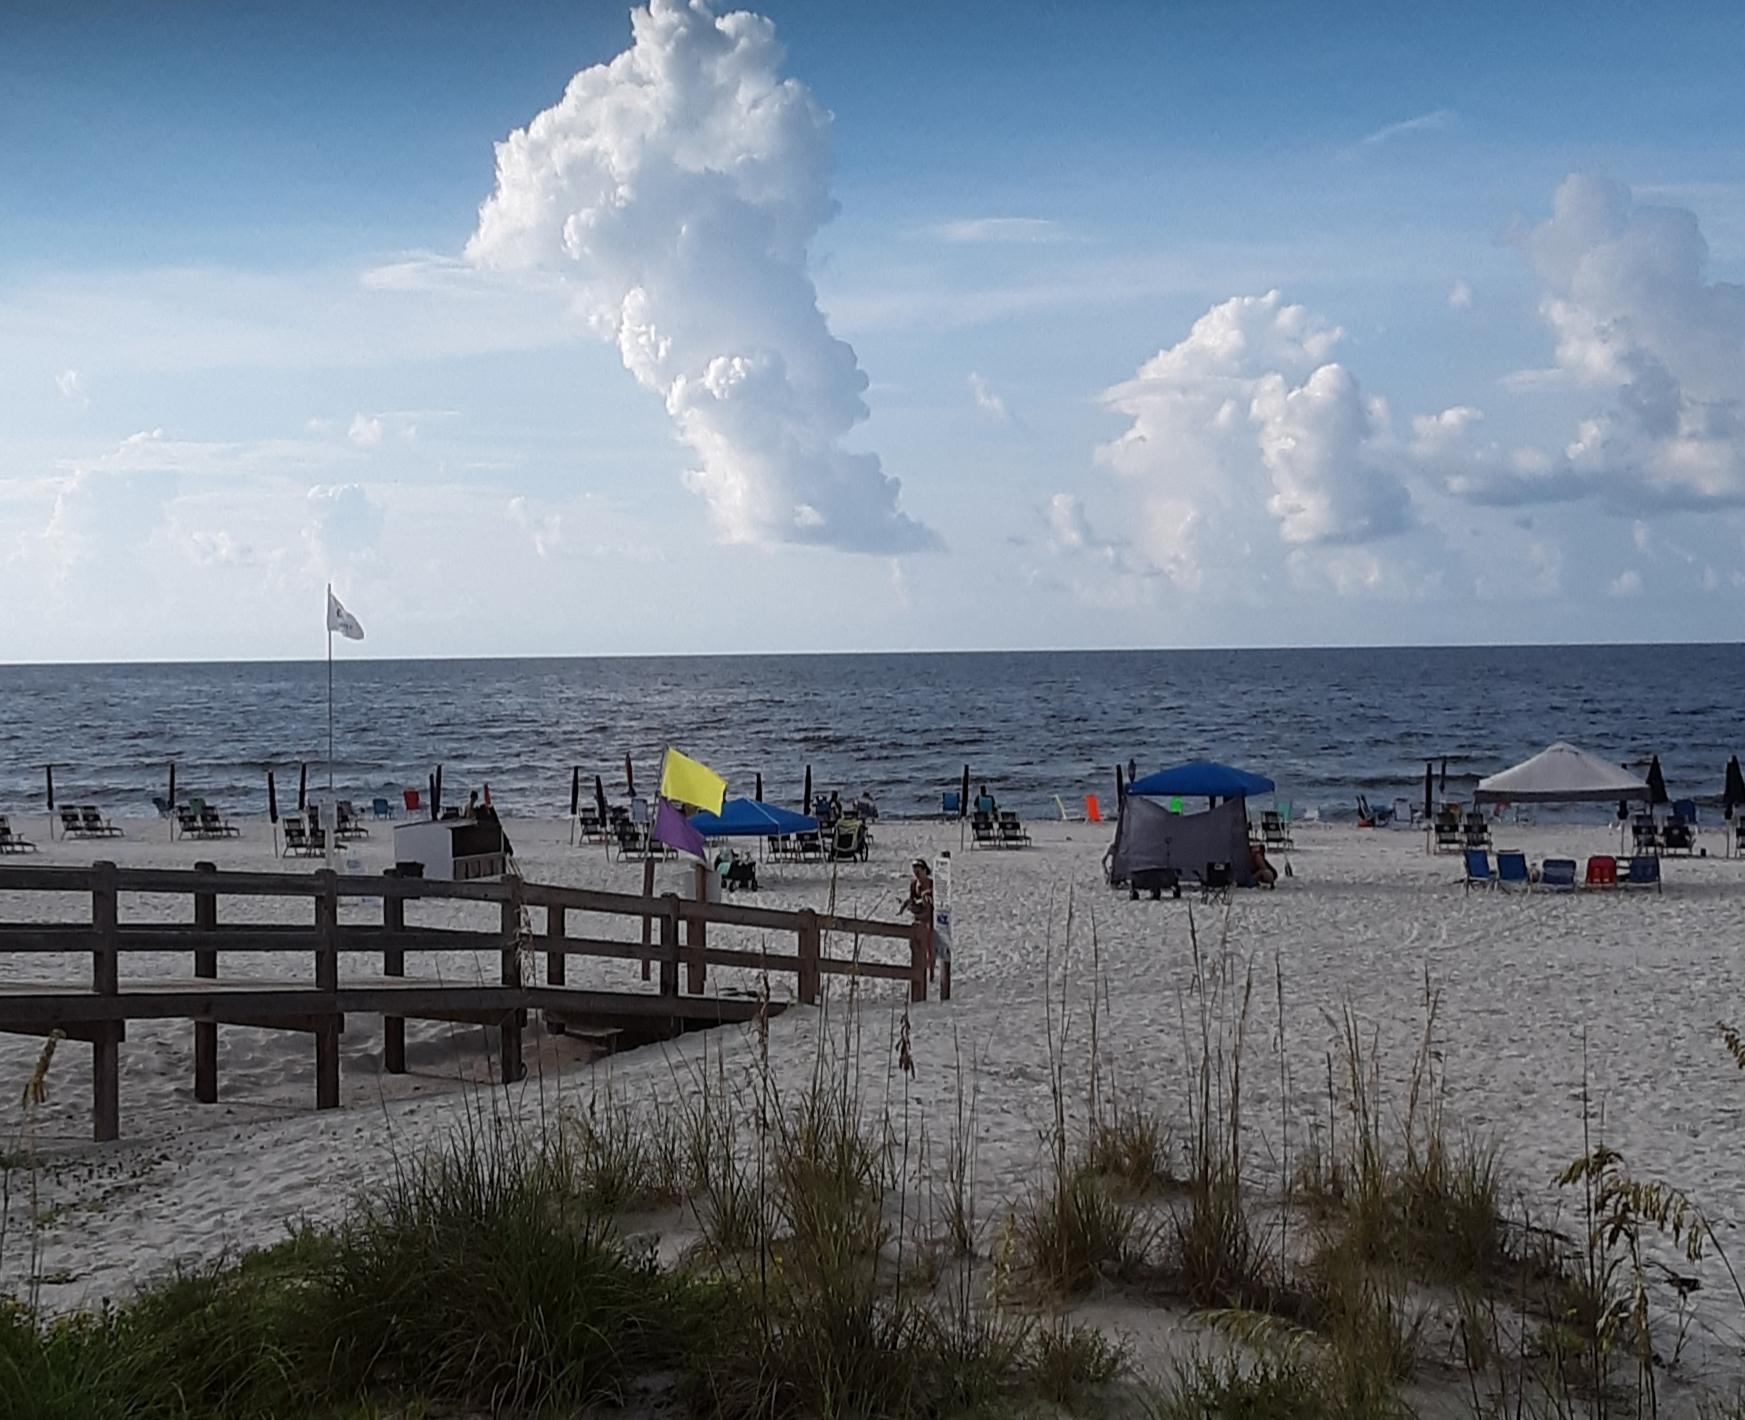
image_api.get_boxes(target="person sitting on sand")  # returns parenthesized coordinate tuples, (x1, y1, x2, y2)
(1249, 843, 1278, 888)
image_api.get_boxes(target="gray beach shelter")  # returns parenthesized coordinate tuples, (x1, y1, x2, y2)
(1110, 794, 1254, 887)
(1473, 742, 1649, 805)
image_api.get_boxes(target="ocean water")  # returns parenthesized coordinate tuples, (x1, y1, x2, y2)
(0, 645, 1740, 821)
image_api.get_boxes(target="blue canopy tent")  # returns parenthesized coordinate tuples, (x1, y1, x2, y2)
(1128, 760, 1276, 806)
(691, 797, 819, 838)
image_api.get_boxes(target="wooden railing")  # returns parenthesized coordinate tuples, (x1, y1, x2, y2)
(0, 862, 936, 1140)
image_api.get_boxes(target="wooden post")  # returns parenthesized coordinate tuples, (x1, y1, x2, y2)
(91, 860, 120, 1142)
(382, 877, 406, 1075)
(314, 869, 340, 1109)
(909, 919, 930, 1004)
(639, 857, 656, 982)
(658, 894, 680, 998)
(686, 862, 708, 994)
(193, 860, 218, 1103)
(545, 903, 566, 1034)
(797, 908, 820, 1006)
(500, 881, 525, 1083)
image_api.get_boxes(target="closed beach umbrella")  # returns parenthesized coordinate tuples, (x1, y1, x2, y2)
(569, 766, 580, 818)
(1647, 754, 1669, 806)
(168, 762, 176, 812)
(1115, 764, 1126, 803)
(428, 773, 437, 819)
(44, 765, 54, 812)
(594, 774, 607, 819)
(624, 754, 636, 798)
(802, 765, 812, 816)
(1423, 762, 1434, 822)
(960, 765, 970, 819)
(297, 762, 308, 812)
(433, 764, 443, 818)
(1439, 758, 1447, 795)
(267, 770, 279, 824)
(1725, 756, 1745, 820)
(755, 771, 763, 802)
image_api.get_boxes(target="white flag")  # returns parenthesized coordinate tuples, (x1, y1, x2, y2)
(326, 588, 364, 641)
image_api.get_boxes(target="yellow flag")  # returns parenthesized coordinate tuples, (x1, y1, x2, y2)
(659, 748, 726, 815)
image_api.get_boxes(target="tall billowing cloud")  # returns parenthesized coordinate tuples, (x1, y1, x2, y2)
(1093, 291, 1413, 587)
(467, 0, 935, 553)
(1517, 175, 1745, 506)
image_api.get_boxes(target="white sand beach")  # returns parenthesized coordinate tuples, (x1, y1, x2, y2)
(3, 812, 1745, 1402)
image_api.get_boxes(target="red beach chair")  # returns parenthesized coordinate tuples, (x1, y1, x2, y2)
(403, 786, 422, 814)
(1584, 855, 1617, 888)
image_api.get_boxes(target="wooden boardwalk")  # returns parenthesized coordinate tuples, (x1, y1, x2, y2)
(0, 861, 935, 1140)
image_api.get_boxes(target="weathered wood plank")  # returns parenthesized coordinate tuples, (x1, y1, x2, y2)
(193, 860, 217, 1104)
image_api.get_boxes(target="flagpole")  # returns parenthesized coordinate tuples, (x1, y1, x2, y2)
(326, 583, 335, 867)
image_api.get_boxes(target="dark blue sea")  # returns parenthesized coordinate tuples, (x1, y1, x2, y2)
(0, 646, 1739, 821)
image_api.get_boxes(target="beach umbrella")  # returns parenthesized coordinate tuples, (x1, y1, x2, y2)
(1439, 758, 1447, 795)
(755, 771, 763, 802)
(297, 762, 308, 812)
(960, 765, 970, 819)
(267, 770, 278, 824)
(167, 762, 177, 841)
(624, 754, 636, 798)
(569, 766, 580, 817)
(44, 765, 53, 813)
(802, 765, 812, 816)
(427, 773, 437, 819)
(1646, 754, 1669, 806)
(1423, 762, 1434, 822)
(1115, 764, 1125, 803)
(1725, 756, 1745, 820)
(433, 764, 443, 819)
(594, 774, 608, 820)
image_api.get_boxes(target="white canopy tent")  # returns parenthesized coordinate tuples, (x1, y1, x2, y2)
(1473, 742, 1650, 805)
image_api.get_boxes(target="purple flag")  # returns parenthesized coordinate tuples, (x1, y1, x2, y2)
(652, 797, 705, 860)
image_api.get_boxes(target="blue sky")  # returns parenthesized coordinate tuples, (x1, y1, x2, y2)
(4, 0, 1744, 660)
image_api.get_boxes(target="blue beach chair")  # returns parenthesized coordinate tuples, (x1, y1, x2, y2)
(942, 790, 962, 817)
(1624, 856, 1663, 893)
(1496, 850, 1530, 889)
(1540, 858, 1578, 892)
(1462, 849, 1495, 891)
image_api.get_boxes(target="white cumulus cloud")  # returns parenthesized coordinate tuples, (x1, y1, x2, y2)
(348, 413, 384, 448)
(1094, 290, 1415, 585)
(467, 0, 935, 555)
(968, 372, 1009, 423)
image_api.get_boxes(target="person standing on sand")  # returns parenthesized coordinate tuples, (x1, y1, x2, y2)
(902, 859, 935, 971)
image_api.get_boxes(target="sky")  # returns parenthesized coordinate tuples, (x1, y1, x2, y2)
(4, 0, 1745, 661)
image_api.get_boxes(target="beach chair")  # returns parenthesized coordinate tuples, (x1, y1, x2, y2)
(1584, 855, 1618, 888)
(403, 787, 421, 814)
(1661, 819, 1695, 855)
(199, 805, 239, 838)
(0, 817, 37, 854)
(1623, 855, 1662, 893)
(80, 806, 121, 837)
(942, 790, 962, 818)
(1432, 812, 1462, 853)
(1128, 866, 1181, 900)
(970, 813, 998, 849)
(1461, 815, 1491, 850)
(372, 796, 395, 819)
(973, 793, 997, 816)
(282, 820, 323, 857)
(1495, 850, 1531, 890)
(1262, 810, 1293, 850)
(998, 811, 1031, 847)
(795, 830, 824, 863)
(1054, 795, 1084, 822)
(335, 801, 368, 840)
(151, 795, 173, 819)
(1630, 816, 1660, 855)
(58, 806, 86, 838)
(1462, 849, 1495, 891)
(829, 819, 869, 862)
(613, 821, 648, 861)
(1085, 794, 1102, 824)
(1541, 858, 1578, 891)
(1201, 861, 1233, 904)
